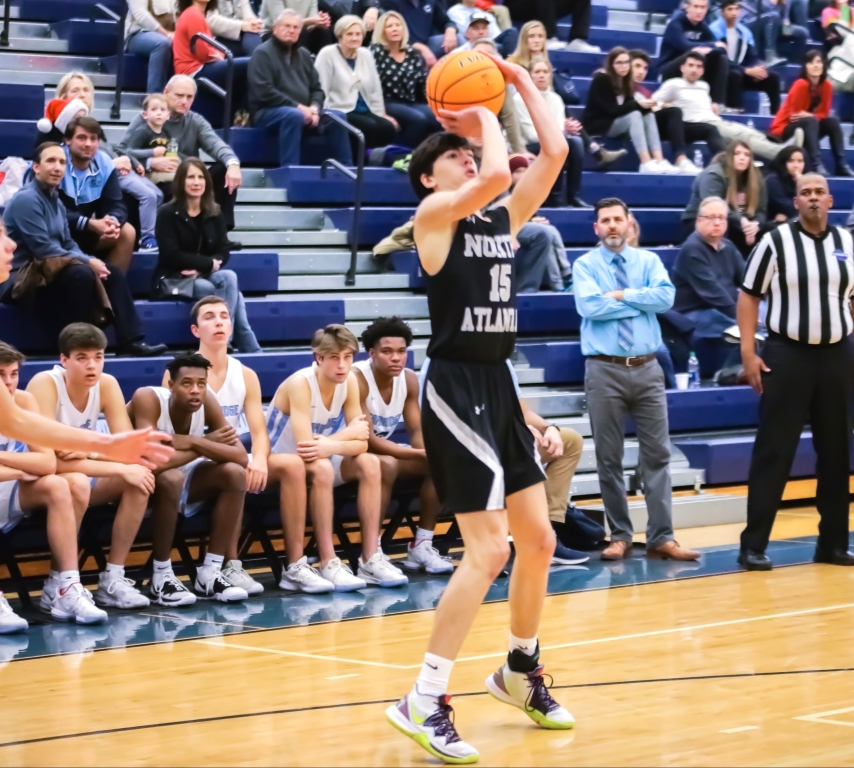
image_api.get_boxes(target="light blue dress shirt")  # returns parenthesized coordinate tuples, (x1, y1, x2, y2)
(573, 244, 675, 357)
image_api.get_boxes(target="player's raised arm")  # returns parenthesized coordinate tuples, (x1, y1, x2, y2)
(488, 54, 569, 233)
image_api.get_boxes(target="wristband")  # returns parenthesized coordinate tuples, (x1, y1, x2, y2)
(546, 424, 561, 433)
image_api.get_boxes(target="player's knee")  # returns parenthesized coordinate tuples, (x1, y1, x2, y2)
(219, 461, 247, 492)
(482, 537, 512, 579)
(64, 473, 92, 507)
(155, 469, 184, 500)
(378, 454, 398, 486)
(357, 452, 381, 483)
(518, 521, 555, 561)
(270, 453, 305, 483)
(307, 458, 334, 487)
(39, 474, 73, 507)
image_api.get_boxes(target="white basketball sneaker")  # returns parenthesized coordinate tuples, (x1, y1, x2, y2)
(402, 540, 454, 574)
(0, 593, 28, 634)
(51, 582, 109, 625)
(358, 552, 408, 588)
(95, 572, 151, 609)
(222, 560, 265, 596)
(318, 557, 367, 591)
(279, 556, 334, 594)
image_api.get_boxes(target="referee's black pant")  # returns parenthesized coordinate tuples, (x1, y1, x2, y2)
(741, 334, 854, 554)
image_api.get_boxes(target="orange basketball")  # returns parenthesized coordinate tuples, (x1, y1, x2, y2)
(426, 50, 506, 117)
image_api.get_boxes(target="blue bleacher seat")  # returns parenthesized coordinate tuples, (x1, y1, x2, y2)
(516, 340, 586, 384)
(100, 54, 149, 93)
(0, 120, 37, 160)
(51, 19, 120, 55)
(559, 25, 660, 54)
(666, 386, 759, 432)
(18, 0, 124, 22)
(0, 84, 45, 121)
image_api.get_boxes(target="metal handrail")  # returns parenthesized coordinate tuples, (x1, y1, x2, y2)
(190, 32, 233, 143)
(0, 0, 11, 47)
(90, 2, 128, 121)
(319, 110, 364, 287)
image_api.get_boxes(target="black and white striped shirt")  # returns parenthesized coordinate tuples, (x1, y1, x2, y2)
(742, 222, 854, 345)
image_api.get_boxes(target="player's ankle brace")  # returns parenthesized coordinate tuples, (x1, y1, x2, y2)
(507, 642, 540, 673)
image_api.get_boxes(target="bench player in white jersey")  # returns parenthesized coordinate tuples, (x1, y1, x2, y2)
(161, 296, 268, 596)
(0, 217, 173, 474)
(385, 54, 573, 763)
(130, 354, 250, 605)
(354, 317, 451, 575)
(27, 324, 155, 614)
(266, 324, 407, 592)
(0, 342, 103, 631)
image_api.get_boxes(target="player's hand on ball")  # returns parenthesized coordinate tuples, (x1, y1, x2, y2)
(437, 107, 490, 140)
(479, 51, 527, 87)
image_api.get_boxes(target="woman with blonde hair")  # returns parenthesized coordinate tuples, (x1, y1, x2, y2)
(369, 11, 440, 147)
(315, 15, 399, 150)
(682, 140, 767, 255)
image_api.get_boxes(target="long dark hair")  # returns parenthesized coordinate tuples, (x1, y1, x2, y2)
(177, 0, 218, 15)
(799, 49, 827, 84)
(603, 47, 634, 99)
(770, 145, 806, 190)
(173, 158, 221, 217)
(711, 140, 763, 217)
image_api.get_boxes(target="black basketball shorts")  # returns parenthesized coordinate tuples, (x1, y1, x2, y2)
(421, 358, 545, 515)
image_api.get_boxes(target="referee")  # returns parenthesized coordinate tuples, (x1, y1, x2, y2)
(738, 173, 854, 570)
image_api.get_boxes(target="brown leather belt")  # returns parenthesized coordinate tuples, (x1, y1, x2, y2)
(590, 353, 656, 367)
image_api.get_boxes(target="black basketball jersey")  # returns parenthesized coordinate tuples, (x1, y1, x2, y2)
(424, 204, 517, 364)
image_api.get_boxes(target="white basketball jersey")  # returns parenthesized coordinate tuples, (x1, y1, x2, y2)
(267, 365, 347, 455)
(353, 360, 407, 438)
(0, 430, 26, 455)
(210, 356, 250, 448)
(149, 386, 206, 438)
(48, 365, 101, 431)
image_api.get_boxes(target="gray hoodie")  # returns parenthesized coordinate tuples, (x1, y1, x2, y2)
(115, 110, 238, 167)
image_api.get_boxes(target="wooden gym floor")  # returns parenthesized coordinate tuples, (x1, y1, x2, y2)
(1, 504, 854, 767)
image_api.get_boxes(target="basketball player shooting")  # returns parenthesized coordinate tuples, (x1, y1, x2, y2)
(0, 218, 173, 469)
(385, 54, 572, 764)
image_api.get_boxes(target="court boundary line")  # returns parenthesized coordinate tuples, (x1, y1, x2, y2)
(4, 550, 818, 664)
(2, 666, 853, 750)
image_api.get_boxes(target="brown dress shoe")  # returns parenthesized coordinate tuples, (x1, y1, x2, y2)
(646, 540, 700, 561)
(601, 540, 633, 560)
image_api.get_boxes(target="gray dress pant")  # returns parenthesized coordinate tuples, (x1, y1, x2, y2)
(585, 357, 674, 548)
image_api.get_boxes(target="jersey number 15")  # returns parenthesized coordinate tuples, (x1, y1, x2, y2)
(489, 264, 511, 303)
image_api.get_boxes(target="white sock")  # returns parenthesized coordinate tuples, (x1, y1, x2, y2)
(105, 563, 125, 580)
(58, 570, 80, 589)
(48, 569, 59, 582)
(413, 528, 434, 547)
(509, 632, 537, 656)
(377, 536, 383, 554)
(203, 552, 224, 570)
(153, 559, 173, 574)
(414, 652, 454, 698)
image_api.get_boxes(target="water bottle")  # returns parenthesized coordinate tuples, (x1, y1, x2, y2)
(687, 352, 700, 389)
(693, 149, 704, 168)
(747, 118, 755, 130)
(166, 138, 179, 157)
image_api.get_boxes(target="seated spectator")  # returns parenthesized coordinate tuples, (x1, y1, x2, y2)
(630, 50, 704, 174)
(59, 117, 136, 273)
(379, 0, 461, 64)
(174, 0, 251, 119)
(126, 0, 177, 93)
(710, 0, 782, 113)
(370, 12, 440, 148)
(658, 0, 729, 106)
(123, 93, 176, 188)
(248, 10, 352, 166)
(682, 140, 768, 254)
(471, 0, 511, 30)
(155, 159, 261, 353)
(828, 26, 854, 92)
(822, 0, 854, 49)
(510, 154, 572, 291)
(315, 16, 399, 150)
(514, 57, 589, 207)
(117, 75, 244, 230)
(770, 50, 852, 176)
(750, 0, 808, 67)
(673, 195, 746, 339)
(652, 52, 803, 161)
(448, 2, 518, 57)
(503, 0, 600, 52)
(206, 0, 264, 56)
(1, 143, 166, 357)
(42, 75, 164, 252)
(260, 0, 333, 53)
(765, 145, 805, 220)
(0, 341, 98, 630)
(128, 354, 251, 605)
(28, 323, 157, 614)
(583, 47, 679, 175)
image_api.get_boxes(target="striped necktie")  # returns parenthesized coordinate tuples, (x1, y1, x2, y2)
(613, 254, 634, 352)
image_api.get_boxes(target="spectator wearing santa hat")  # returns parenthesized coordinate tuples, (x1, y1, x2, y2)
(38, 98, 89, 144)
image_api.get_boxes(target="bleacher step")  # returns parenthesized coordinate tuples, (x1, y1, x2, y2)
(278, 273, 410, 291)
(347, 318, 431, 337)
(234, 207, 324, 231)
(0, 50, 101, 72)
(585, 493, 746, 533)
(278, 251, 381, 274)
(86, 89, 145, 109)
(2, 69, 114, 87)
(3, 37, 67, 53)
(90, 107, 140, 124)
(232, 230, 348, 247)
(237, 188, 288, 204)
(518, 389, 587, 418)
(341, 294, 427, 320)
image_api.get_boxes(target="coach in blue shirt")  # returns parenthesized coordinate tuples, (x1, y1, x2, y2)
(574, 197, 699, 562)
